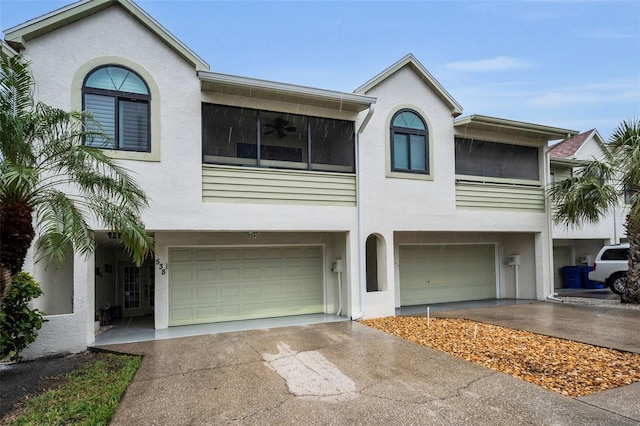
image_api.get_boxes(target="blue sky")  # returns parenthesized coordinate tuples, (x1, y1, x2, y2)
(2, 0, 639, 139)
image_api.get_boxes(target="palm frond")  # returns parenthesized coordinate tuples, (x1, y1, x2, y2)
(0, 55, 33, 118)
(1, 55, 154, 276)
(34, 190, 95, 265)
(548, 160, 619, 226)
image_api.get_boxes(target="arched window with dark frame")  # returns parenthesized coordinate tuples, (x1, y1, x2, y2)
(390, 109, 428, 173)
(82, 65, 150, 152)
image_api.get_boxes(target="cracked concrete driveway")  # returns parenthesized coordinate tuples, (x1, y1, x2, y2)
(98, 320, 637, 425)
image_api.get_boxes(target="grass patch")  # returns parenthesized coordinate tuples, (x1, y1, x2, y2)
(4, 352, 140, 425)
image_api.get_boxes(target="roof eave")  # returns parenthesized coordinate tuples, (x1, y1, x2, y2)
(1, 40, 18, 59)
(550, 157, 585, 167)
(454, 114, 578, 141)
(199, 71, 376, 112)
(3, 0, 209, 71)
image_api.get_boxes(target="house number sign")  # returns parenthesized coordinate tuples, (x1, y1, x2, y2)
(155, 258, 167, 275)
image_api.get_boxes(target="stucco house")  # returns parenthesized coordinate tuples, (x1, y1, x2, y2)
(3, 0, 579, 359)
(549, 129, 626, 288)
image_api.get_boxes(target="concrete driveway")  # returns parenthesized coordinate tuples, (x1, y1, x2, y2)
(98, 302, 640, 425)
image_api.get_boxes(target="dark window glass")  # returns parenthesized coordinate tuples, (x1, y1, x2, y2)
(455, 138, 539, 180)
(390, 110, 428, 173)
(83, 65, 150, 152)
(202, 104, 257, 166)
(260, 111, 307, 168)
(601, 248, 628, 261)
(202, 103, 355, 173)
(310, 118, 355, 172)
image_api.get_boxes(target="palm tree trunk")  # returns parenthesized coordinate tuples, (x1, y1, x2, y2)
(0, 201, 35, 302)
(623, 214, 640, 303)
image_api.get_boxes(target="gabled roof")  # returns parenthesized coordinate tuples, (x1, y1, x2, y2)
(199, 71, 376, 113)
(355, 53, 463, 117)
(454, 115, 578, 142)
(548, 129, 606, 159)
(3, 0, 209, 71)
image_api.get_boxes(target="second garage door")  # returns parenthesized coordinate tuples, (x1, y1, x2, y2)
(399, 244, 496, 305)
(169, 246, 324, 326)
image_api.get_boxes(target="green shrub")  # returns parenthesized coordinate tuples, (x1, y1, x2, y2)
(0, 272, 46, 361)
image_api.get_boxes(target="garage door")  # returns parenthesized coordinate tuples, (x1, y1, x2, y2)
(169, 246, 324, 326)
(399, 244, 496, 305)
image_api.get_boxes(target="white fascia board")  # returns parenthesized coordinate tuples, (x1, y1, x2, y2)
(454, 114, 579, 141)
(198, 71, 376, 111)
(549, 157, 584, 167)
(1, 40, 18, 58)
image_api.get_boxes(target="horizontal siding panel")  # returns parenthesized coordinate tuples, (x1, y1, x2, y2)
(456, 181, 545, 212)
(202, 165, 356, 206)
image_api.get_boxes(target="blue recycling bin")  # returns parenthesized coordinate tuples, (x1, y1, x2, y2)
(562, 266, 583, 288)
(580, 266, 605, 289)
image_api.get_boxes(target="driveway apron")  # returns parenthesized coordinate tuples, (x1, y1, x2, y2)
(98, 304, 640, 425)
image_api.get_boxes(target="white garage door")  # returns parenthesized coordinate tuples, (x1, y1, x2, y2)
(400, 244, 496, 305)
(169, 246, 324, 326)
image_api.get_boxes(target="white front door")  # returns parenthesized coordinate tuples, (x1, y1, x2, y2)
(120, 261, 154, 317)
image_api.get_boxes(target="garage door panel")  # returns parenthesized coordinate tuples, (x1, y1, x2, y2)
(220, 250, 241, 260)
(195, 268, 217, 281)
(171, 249, 192, 262)
(171, 308, 193, 322)
(171, 268, 193, 282)
(169, 246, 323, 326)
(220, 285, 241, 299)
(170, 288, 193, 302)
(400, 244, 496, 305)
(220, 268, 241, 280)
(244, 284, 263, 297)
(195, 249, 217, 261)
(195, 287, 218, 300)
(243, 267, 262, 279)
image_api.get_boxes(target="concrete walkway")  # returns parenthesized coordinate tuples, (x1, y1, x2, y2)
(98, 302, 640, 425)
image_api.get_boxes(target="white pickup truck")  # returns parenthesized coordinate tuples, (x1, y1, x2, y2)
(588, 243, 629, 295)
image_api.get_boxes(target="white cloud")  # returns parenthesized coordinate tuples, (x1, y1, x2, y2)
(528, 79, 640, 108)
(586, 29, 640, 39)
(445, 56, 532, 72)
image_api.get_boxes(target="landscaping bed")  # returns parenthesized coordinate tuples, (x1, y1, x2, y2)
(361, 316, 640, 397)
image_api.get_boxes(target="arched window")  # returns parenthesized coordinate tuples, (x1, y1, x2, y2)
(83, 65, 150, 152)
(390, 109, 428, 173)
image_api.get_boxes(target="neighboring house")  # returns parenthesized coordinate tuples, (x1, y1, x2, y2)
(549, 130, 626, 289)
(2, 0, 577, 359)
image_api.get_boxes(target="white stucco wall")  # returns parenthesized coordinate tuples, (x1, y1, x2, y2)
(21, 254, 94, 360)
(355, 65, 553, 309)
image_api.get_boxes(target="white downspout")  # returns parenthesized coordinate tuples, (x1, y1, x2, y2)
(351, 103, 375, 321)
(545, 145, 559, 301)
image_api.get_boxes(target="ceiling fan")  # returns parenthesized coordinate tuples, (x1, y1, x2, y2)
(263, 118, 297, 138)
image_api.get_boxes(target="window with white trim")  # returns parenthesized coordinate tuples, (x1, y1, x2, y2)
(83, 65, 150, 152)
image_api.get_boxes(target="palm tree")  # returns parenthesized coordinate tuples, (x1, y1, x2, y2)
(0, 55, 153, 303)
(549, 118, 640, 304)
